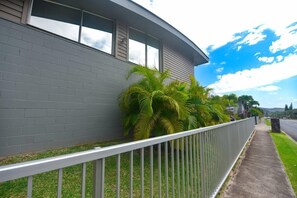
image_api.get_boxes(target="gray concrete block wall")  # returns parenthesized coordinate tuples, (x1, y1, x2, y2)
(0, 18, 133, 157)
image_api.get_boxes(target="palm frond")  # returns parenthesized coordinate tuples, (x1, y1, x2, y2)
(133, 112, 160, 140)
(186, 115, 198, 130)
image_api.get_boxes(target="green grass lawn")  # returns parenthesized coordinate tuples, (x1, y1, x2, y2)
(0, 139, 209, 197)
(265, 118, 271, 126)
(0, 139, 130, 166)
(270, 132, 297, 196)
(0, 139, 131, 197)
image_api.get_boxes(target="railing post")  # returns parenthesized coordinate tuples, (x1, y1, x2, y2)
(254, 116, 257, 125)
(93, 159, 105, 198)
(27, 176, 32, 198)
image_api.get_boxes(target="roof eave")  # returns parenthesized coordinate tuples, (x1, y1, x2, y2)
(110, 0, 209, 65)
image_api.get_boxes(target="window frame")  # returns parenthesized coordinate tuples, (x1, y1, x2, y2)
(28, 0, 115, 55)
(128, 27, 161, 71)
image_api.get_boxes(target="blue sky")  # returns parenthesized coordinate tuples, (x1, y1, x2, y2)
(134, 0, 297, 108)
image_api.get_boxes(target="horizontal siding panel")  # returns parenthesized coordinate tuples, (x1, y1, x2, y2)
(0, 0, 25, 23)
(117, 50, 127, 56)
(0, 10, 20, 23)
(0, 5, 22, 18)
(9, 0, 24, 6)
(163, 43, 193, 82)
(118, 45, 127, 51)
(0, 5, 22, 17)
(116, 21, 128, 61)
(0, 1, 22, 12)
(117, 53, 127, 60)
(118, 43, 127, 51)
(117, 54, 126, 58)
(118, 29, 126, 35)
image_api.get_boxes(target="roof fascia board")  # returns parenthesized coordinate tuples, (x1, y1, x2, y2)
(110, 0, 209, 63)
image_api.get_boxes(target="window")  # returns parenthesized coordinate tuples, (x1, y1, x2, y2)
(29, 0, 113, 54)
(147, 37, 160, 70)
(81, 12, 113, 54)
(129, 29, 160, 70)
(30, 0, 81, 41)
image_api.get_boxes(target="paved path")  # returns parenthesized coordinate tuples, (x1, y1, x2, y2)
(223, 121, 296, 198)
(280, 119, 297, 142)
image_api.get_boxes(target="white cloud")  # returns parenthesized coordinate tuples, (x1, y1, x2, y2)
(276, 55, 284, 62)
(237, 26, 267, 46)
(133, 0, 297, 53)
(258, 56, 274, 63)
(270, 23, 297, 53)
(254, 52, 261, 56)
(216, 67, 224, 73)
(208, 54, 297, 93)
(258, 85, 280, 91)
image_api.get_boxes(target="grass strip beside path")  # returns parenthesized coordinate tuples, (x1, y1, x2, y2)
(270, 132, 297, 196)
(265, 118, 271, 126)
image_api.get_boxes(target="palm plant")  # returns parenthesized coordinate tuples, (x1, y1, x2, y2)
(119, 66, 233, 140)
(185, 76, 211, 129)
(119, 65, 189, 140)
(185, 76, 230, 128)
(207, 95, 230, 124)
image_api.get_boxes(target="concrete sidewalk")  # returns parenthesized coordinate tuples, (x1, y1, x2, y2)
(223, 120, 296, 198)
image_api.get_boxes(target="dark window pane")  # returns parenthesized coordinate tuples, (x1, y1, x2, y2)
(147, 36, 159, 49)
(129, 29, 146, 43)
(30, 0, 80, 41)
(81, 12, 113, 54)
(82, 12, 113, 33)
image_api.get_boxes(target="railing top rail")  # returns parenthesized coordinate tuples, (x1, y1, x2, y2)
(0, 118, 253, 182)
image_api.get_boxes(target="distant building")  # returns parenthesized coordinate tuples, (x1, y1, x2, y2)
(0, 0, 208, 156)
(237, 101, 245, 118)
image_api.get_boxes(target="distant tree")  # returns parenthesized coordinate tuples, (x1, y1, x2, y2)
(285, 104, 289, 111)
(238, 95, 252, 117)
(238, 95, 260, 117)
(223, 93, 238, 108)
(289, 102, 293, 110)
(248, 100, 260, 108)
(249, 107, 264, 117)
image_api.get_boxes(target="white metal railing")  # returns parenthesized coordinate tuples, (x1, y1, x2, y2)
(0, 118, 256, 198)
